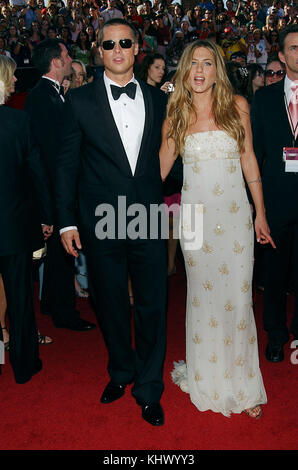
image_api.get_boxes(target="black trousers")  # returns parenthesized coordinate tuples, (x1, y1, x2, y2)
(85, 237, 167, 406)
(0, 251, 40, 383)
(263, 221, 298, 345)
(40, 227, 78, 326)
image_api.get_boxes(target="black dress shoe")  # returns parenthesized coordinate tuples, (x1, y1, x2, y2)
(141, 403, 164, 426)
(100, 381, 126, 404)
(265, 343, 284, 362)
(54, 318, 96, 331)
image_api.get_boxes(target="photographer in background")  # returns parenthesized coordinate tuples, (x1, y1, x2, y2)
(221, 25, 248, 61)
(11, 29, 33, 67)
(235, 0, 250, 26)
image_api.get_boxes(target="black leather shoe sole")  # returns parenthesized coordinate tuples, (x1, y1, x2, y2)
(265, 344, 284, 362)
(100, 382, 126, 404)
(141, 403, 164, 426)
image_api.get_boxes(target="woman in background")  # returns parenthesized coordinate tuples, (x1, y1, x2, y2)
(0, 56, 53, 382)
(246, 63, 264, 104)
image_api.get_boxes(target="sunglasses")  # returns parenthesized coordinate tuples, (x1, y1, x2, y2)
(265, 69, 285, 77)
(101, 39, 134, 50)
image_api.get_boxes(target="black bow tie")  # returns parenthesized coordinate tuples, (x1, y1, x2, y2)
(110, 82, 137, 100)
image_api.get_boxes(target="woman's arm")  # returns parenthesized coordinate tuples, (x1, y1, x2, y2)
(235, 95, 276, 248)
(159, 118, 179, 181)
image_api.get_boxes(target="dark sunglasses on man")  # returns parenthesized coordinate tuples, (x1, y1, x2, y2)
(265, 69, 285, 78)
(102, 39, 134, 50)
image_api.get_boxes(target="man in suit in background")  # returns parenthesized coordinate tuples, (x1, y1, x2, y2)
(251, 24, 298, 362)
(24, 39, 96, 332)
(56, 19, 167, 426)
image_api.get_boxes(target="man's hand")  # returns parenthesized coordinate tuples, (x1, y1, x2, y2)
(61, 229, 82, 258)
(42, 225, 53, 240)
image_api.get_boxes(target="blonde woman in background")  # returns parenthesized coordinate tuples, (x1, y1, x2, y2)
(160, 39, 275, 419)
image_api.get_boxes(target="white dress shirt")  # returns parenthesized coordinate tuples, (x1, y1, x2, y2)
(284, 74, 298, 136)
(60, 73, 146, 235)
(284, 74, 297, 107)
(104, 72, 145, 176)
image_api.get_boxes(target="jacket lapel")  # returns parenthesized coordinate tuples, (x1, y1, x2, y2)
(274, 79, 294, 143)
(94, 77, 133, 176)
(134, 79, 153, 177)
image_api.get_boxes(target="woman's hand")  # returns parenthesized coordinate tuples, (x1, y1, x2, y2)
(254, 213, 276, 249)
(160, 81, 172, 93)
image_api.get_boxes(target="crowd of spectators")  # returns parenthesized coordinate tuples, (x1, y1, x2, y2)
(0, 0, 297, 78)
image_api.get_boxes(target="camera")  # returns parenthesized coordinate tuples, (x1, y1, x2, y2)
(167, 83, 174, 93)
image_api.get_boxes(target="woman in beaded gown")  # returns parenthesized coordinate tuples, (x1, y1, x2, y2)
(160, 40, 276, 418)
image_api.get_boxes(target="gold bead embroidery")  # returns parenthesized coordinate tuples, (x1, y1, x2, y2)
(209, 316, 218, 328)
(224, 370, 232, 379)
(246, 217, 253, 230)
(213, 391, 220, 400)
(214, 224, 225, 236)
(219, 262, 229, 275)
(224, 300, 235, 312)
(213, 183, 224, 196)
(229, 201, 240, 213)
(248, 369, 256, 379)
(192, 296, 200, 308)
(194, 372, 203, 381)
(192, 163, 201, 174)
(183, 181, 189, 191)
(209, 353, 218, 364)
(186, 256, 196, 267)
(233, 240, 244, 254)
(249, 335, 256, 344)
(236, 355, 245, 366)
(202, 242, 213, 254)
(227, 161, 236, 173)
(241, 281, 250, 293)
(237, 391, 246, 401)
(203, 280, 213, 291)
(237, 320, 247, 330)
(193, 333, 202, 344)
(224, 336, 232, 346)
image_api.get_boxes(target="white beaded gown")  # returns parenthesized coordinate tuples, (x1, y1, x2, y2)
(171, 130, 267, 417)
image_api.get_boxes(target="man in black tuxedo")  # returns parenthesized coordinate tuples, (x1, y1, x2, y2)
(251, 24, 298, 362)
(24, 39, 96, 332)
(56, 19, 167, 426)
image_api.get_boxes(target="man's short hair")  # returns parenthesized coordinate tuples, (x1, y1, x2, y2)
(97, 18, 138, 47)
(32, 38, 64, 74)
(279, 24, 298, 53)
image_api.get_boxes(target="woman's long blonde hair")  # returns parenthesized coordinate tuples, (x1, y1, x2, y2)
(0, 55, 16, 104)
(166, 40, 245, 154)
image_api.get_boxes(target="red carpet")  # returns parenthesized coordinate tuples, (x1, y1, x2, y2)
(0, 260, 297, 451)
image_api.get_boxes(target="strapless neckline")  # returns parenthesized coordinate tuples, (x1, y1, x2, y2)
(186, 130, 225, 139)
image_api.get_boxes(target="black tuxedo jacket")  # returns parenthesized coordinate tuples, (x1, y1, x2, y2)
(23, 77, 66, 199)
(0, 106, 53, 257)
(55, 77, 167, 237)
(251, 79, 298, 230)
